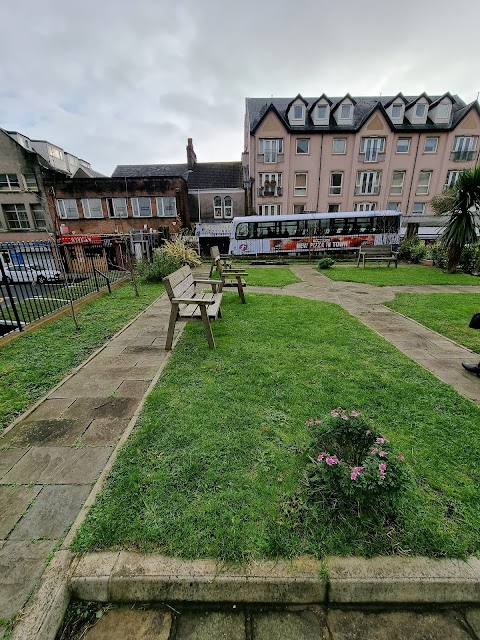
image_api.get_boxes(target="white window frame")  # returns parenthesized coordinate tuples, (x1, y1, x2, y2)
(106, 197, 127, 218)
(437, 102, 451, 120)
(412, 202, 425, 215)
(424, 137, 438, 153)
(292, 104, 304, 120)
(0, 173, 20, 191)
(415, 103, 427, 118)
(49, 146, 64, 160)
(387, 202, 400, 211)
(339, 104, 352, 120)
(396, 138, 411, 153)
(259, 173, 282, 196)
(296, 138, 310, 154)
(258, 204, 281, 215)
(213, 196, 222, 219)
(329, 172, 343, 196)
(390, 170, 405, 195)
(317, 105, 327, 119)
(327, 204, 340, 213)
(294, 172, 307, 197)
(156, 196, 177, 218)
(360, 137, 386, 162)
(391, 104, 403, 119)
(131, 197, 152, 218)
(259, 138, 283, 163)
(294, 204, 306, 214)
(31, 203, 47, 229)
(356, 171, 381, 195)
(444, 170, 460, 191)
(81, 198, 104, 219)
(56, 199, 79, 219)
(3, 204, 30, 230)
(23, 173, 38, 190)
(354, 202, 376, 212)
(223, 196, 233, 219)
(416, 171, 432, 195)
(332, 138, 347, 154)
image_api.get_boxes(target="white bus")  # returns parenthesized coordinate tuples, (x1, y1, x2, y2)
(228, 211, 401, 256)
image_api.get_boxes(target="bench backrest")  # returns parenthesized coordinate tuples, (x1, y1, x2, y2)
(359, 244, 394, 255)
(163, 265, 195, 301)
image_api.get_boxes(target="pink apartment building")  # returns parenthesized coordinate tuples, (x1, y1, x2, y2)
(243, 93, 480, 238)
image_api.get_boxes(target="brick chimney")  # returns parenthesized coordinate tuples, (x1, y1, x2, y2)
(186, 138, 197, 171)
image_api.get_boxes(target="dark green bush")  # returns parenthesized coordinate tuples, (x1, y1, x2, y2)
(136, 250, 181, 283)
(459, 245, 480, 274)
(429, 242, 448, 268)
(396, 236, 427, 263)
(317, 257, 335, 269)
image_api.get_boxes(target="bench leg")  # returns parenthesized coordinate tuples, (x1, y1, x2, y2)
(165, 304, 179, 350)
(209, 260, 214, 278)
(200, 305, 215, 349)
(236, 275, 246, 304)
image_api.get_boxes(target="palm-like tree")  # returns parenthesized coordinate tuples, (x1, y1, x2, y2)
(430, 165, 480, 273)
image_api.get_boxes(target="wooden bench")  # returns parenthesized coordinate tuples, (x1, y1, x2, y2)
(356, 244, 398, 268)
(163, 265, 223, 350)
(214, 255, 248, 304)
(209, 246, 233, 277)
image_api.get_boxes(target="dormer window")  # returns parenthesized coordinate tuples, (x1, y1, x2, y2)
(340, 104, 352, 119)
(293, 105, 304, 120)
(317, 105, 327, 119)
(415, 103, 427, 118)
(391, 104, 403, 119)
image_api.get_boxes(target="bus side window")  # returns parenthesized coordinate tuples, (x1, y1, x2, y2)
(236, 223, 248, 239)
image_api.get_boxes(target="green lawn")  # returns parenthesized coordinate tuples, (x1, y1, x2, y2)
(213, 266, 301, 287)
(72, 293, 480, 561)
(385, 293, 480, 353)
(0, 281, 164, 431)
(320, 264, 480, 286)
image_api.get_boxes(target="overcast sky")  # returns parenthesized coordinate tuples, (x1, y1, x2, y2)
(1, 0, 479, 176)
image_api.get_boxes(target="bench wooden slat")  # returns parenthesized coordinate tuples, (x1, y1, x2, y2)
(214, 256, 247, 304)
(357, 244, 398, 268)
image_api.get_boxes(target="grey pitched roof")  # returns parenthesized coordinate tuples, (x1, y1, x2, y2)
(73, 166, 106, 178)
(187, 162, 243, 190)
(112, 163, 189, 179)
(247, 94, 469, 133)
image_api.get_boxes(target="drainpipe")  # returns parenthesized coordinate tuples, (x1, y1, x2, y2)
(405, 134, 421, 226)
(197, 189, 201, 223)
(316, 135, 323, 212)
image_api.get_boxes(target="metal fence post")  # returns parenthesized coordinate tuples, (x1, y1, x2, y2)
(0, 261, 23, 332)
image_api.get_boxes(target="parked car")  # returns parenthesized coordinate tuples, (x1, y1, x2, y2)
(1, 264, 62, 284)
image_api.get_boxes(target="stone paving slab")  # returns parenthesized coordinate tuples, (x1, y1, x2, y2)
(0, 446, 112, 484)
(253, 608, 327, 640)
(84, 609, 172, 640)
(1, 419, 91, 447)
(325, 608, 472, 639)
(0, 448, 28, 478)
(8, 484, 91, 540)
(115, 380, 151, 397)
(174, 610, 245, 640)
(0, 485, 41, 538)
(22, 398, 75, 422)
(51, 379, 123, 398)
(62, 396, 139, 421)
(0, 540, 57, 618)
(81, 418, 131, 445)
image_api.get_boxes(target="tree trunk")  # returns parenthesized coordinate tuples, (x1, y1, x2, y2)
(447, 245, 463, 273)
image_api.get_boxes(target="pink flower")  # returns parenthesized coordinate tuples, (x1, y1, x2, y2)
(305, 419, 313, 426)
(317, 452, 327, 461)
(351, 466, 364, 480)
(326, 455, 339, 465)
(378, 451, 388, 457)
(379, 463, 387, 473)
(331, 411, 339, 417)
(371, 448, 378, 455)
(315, 420, 322, 425)
(366, 430, 371, 435)
(376, 437, 388, 444)
(341, 415, 349, 421)
(350, 410, 362, 417)
(397, 454, 405, 461)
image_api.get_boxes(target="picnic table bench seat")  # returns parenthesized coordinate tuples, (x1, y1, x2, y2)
(163, 265, 223, 350)
(209, 246, 233, 276)
(214, 255, 247, 304)
(356, 244, 398, 268)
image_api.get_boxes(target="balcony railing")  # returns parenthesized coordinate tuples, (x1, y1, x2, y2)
(450, 150, 476, 162)
(358, 152, 386, 163)
(258, 186, 283, 197)
(354, 186, 380, 195)
(257, 153, 284, 164)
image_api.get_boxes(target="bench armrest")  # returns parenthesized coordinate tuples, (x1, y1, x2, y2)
(194, 279, 222, 284)
(172, 297, 215, 306)
(222, 269, 248, 275)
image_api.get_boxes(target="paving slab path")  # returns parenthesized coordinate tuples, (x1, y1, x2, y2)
(1, 265, 480, 639)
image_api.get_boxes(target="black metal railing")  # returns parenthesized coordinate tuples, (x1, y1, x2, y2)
(0, 237, 131, 338)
